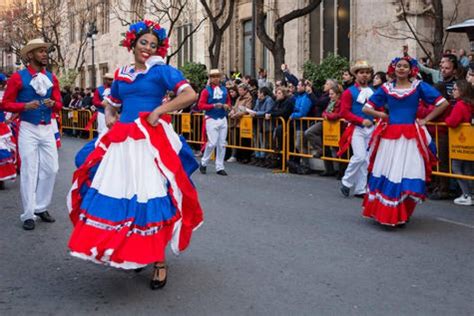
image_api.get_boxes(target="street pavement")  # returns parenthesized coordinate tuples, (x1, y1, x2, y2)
(0, 136, 473, 315)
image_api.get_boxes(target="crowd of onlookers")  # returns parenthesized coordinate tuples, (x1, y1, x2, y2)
(188, 47, 474, 204)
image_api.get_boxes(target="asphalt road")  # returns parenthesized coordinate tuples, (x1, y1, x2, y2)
(0, 136, 473, 315)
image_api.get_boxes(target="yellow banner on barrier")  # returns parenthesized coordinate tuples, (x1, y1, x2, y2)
(181, 113, 191, 133)
(449, 125, 474, 161)
(240, 116, 253, 139)
(72, 111, 78, 124)
(323, 120, 340, 147)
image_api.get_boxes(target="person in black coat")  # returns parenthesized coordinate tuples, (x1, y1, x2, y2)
(265, 86, 294, 155)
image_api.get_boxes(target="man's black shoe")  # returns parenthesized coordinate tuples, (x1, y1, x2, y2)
(319, 171, 336, 177)
(199, 165, 207, 174)
(23, 219, 35, 230)
(216, 170, 228, 176)
(340, 184, 350, 197)
(354, 193, 366, 199)
(36, 211, 56, 223)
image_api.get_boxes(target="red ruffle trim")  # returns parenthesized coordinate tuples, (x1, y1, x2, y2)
(362, 196, 417, 226)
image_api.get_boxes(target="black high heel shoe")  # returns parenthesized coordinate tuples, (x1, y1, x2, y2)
(150, 263, 167, 290)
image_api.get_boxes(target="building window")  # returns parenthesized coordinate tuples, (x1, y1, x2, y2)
(98, 0, 110, 34)
(130, 0, 145, 23)
(177, 23, 193, 68)
(310, 0, 350, 63)
(68, 1, 76, 43)
(242, 19, 252, 76)
(99, 63, 109, 85)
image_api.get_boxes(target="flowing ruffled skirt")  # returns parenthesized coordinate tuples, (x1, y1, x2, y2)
(362, 123, 437, 226)
(0, 122, 17, 181)
(67, 114, 203, 269)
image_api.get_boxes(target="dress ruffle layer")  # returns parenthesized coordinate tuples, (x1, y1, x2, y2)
(68, 114, 203, 269)
(362, 123, 436, 226)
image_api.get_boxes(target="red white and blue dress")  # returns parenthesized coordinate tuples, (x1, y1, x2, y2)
(0, 110, 17, 181)
(363, 80, 446, 226)
(68, 56, 203, 269)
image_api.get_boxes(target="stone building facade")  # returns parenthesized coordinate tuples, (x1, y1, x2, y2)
(56, 0, 473, 88)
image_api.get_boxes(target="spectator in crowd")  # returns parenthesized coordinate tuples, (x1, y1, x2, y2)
(249, 86, 275, 166)
(338, 60, 375, 198)
(440, 54, 459, 101)
(61, 86, 72, 109)
(304, 79, 339, 155)
(341, 69, 355, 90)
(228, 85, 238, 106)
(227, 83, 254, 163)
(281, 64, 299, 88)
(467, 62, 474, 86)
(257, 67, 267, 88)
(304, 84, 343, 177)
(311, 79, 338, 117)
(68, 92, 83, 109)
(81, 87, 93, 108)
(445, 79, 474, 205)
(372, 71, 387, 89)
(288, 80, 312, 172)
(198, 69, 232, 176)
(248, 78, 259, 103)
(458, 49, 470, 68)
(265, 86, 294, 161)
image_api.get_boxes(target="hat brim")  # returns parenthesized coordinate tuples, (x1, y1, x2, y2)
(350, 65, 373, 75)
(20, 43, 51, 60)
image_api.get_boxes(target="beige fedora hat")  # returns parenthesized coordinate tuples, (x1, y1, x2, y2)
(208, 69, 222, 77)
(350, 60, 373, 75)
(103, 72, 114, 80)
(20, 38, 51, 60)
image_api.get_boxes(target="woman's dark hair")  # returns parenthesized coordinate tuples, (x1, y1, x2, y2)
(455, 79, 474, 105)
(131, 29, 159, 49)
(248, 78, 258, 88)
(373, 71, 387, 85)
(259, 86, 272, 97)
(228, 85, 238, 95)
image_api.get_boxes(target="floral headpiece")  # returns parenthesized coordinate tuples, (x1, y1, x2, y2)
(120, 20, 169, 58)
(387, 56, 419, 78)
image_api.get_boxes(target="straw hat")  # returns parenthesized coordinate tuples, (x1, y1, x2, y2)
(20, 38, 51, 60)
(103, 73, 114, 80)
(209, 69, 222, 77)
(350, 60, 373, 75)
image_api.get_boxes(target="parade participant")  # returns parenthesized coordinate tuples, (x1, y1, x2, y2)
(67, 20, 203, 290)
(198, 69, 231, 176)
(92, 73, 114, 135)
(1, 38, 62, 230)
(0, 77, 17, 190)
(338, 60, 375, 198)
(362, 56, 449, 226)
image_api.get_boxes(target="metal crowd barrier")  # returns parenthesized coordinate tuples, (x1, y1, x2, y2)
(170, 112, 287, 172)
(61, 109, 473, 180)
(60, 108, 96, 140)
(286, 117, 473, 181)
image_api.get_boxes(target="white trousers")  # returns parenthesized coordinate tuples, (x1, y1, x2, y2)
(201, 117, 228, 172)
(19, 121, 59, 221)
(342, 125, 373, 195)
(97, 112, 108, 136)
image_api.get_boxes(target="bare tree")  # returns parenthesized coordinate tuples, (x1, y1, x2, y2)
(255, 0, 321, 81)
(199, 0, 235, 69)
(113, 0, 207, 64)
(0, 0, 96, 73)
(374, 0, 460, 65)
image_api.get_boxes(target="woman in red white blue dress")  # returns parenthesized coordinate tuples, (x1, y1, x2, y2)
(68, 20, 203, 289)
(0, 77, 17, 189)
(361, 57, 449, 227)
